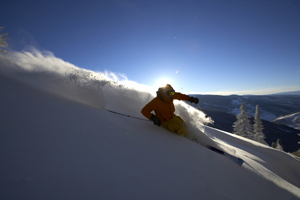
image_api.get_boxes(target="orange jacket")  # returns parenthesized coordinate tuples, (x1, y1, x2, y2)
(141, 89, 190, 123)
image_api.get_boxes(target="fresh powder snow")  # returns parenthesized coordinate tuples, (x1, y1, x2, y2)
(1, 50, 300, 200)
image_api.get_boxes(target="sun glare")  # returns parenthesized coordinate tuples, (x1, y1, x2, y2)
(156, 78, 171, 88)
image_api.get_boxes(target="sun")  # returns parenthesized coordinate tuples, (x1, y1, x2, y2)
(155, 78, 173, 89)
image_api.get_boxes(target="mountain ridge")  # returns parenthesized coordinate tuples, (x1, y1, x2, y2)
(189, 94, 300, 123)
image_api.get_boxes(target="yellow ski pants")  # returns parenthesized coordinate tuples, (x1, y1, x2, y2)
(162, 115, 188, 137)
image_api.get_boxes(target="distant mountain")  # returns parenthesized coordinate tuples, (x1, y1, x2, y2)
(190, 94, 300, 122)
(273, 112, 300, 130)
(270, 91, 300, 95)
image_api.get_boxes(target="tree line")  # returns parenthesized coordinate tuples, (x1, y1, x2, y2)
(232, 101, 284, 151)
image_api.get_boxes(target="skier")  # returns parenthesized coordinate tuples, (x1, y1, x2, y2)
(141, 84, 199, 137)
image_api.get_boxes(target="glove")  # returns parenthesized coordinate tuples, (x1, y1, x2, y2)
(150, 114, 161, 126)
(189, 97, 199, 104)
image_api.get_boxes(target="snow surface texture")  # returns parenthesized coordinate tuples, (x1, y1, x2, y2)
(1, 49, 300, 200)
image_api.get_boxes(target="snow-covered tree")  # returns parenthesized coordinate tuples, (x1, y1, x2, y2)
(233, 101, 254, 139)
(253, 105, 266, 144)
(0, 26, 9, 53)
(275, 139, 284, 151)
(271, 139, 284, 151)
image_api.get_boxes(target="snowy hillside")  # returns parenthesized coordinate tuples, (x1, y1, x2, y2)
(273, 112, 300, 130)
(1, 50, 300, 200)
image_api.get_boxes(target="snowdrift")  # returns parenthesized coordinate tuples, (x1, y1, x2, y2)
(1, 50, 300, 200)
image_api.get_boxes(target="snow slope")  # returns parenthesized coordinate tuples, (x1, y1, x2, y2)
(1, 50, 300, 200)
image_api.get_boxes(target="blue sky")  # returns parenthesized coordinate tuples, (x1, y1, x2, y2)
(1, 0, 299, 95)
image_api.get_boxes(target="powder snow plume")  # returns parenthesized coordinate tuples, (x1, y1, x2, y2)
(0, 48, 213, 127)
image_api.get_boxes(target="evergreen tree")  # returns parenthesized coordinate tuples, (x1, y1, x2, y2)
(275, 139, 284, 151)
(0, 27, 9, 53)
(233, 101, 254, 139)
(253, 105, 266, 144)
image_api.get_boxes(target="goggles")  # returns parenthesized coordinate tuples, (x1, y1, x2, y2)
(164, 90, 175, 96)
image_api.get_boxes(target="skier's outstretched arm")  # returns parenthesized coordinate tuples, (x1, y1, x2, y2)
(174, 93, 199, 104)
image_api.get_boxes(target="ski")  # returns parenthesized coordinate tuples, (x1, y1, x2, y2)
(205, 145, 244, 166)
(187, 137, 244, 166)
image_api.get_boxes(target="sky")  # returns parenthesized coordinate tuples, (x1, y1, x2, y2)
(1, 0, 300, 95)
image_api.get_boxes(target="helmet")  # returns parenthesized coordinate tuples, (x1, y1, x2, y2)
(162, 84, 175, 97)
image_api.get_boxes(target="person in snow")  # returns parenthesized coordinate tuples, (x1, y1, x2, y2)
(141, 84, 199, 137)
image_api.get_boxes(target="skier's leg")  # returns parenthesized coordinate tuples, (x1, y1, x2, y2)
(162, 118, 178, 132)
(173, 116, 188, 137)
(177, 126, 188, 137)
(162, 116, 188, 137)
